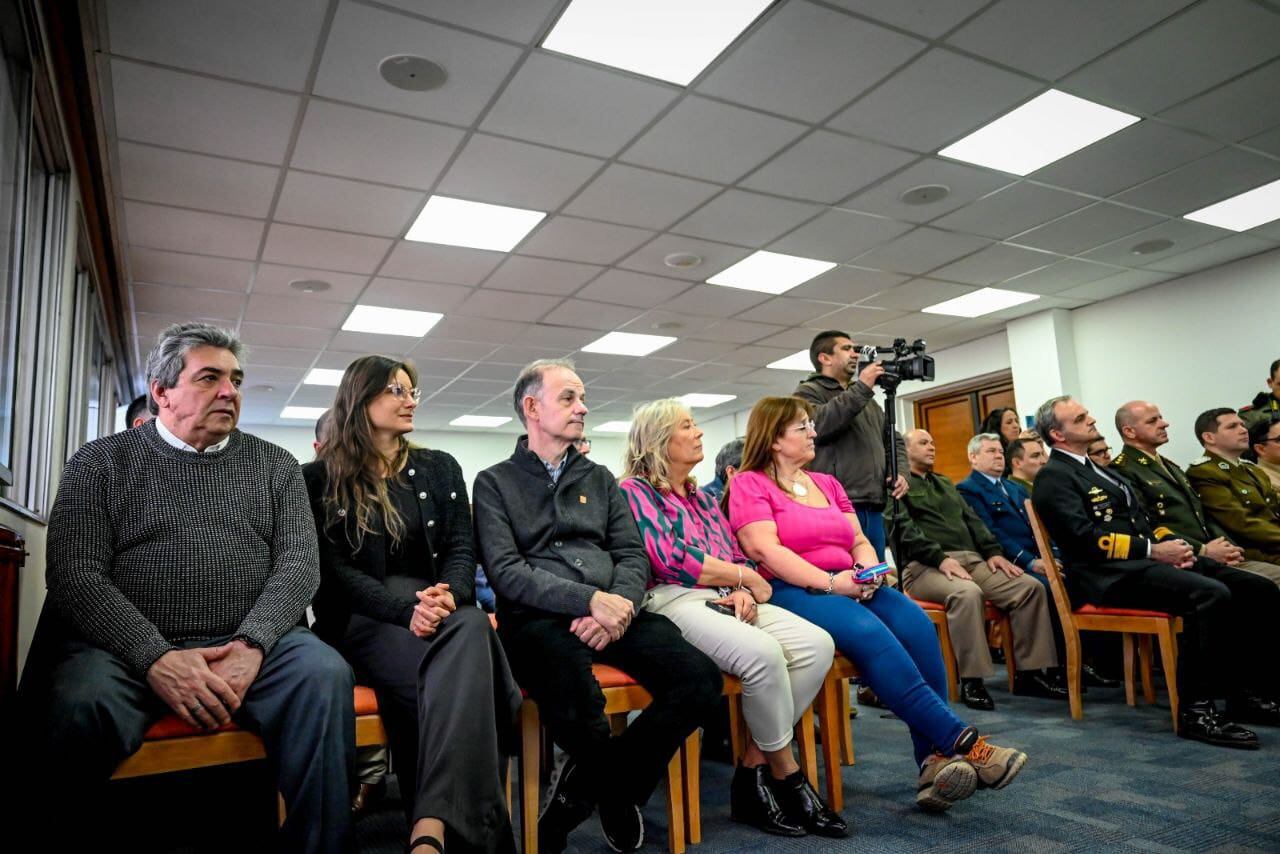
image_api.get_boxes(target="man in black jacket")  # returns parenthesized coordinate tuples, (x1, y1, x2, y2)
(794, 330, 908, 560)
(474, 359, 721, 853)
(1031, 395, 1280, 748)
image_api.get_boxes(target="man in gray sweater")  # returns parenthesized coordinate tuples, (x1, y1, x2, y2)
(19, 323, 354, 851)
(474, 359, 721, 854)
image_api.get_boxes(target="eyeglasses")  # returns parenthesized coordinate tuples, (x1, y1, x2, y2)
(387, 383, 422, 404)
(1088, 446, 1111, 456)
(787, 419, 816, 434)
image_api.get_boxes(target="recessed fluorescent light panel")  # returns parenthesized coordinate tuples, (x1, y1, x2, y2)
(281, 406, 327, 420)
(543, 0, 773, 86)
(767, 350, 816, 372)
(304, 368, 345, 386)
(595, 420, 632, 433)
(405, 195, 546, 252)
(939, 90, 1140, 176)
(922, 287, 1039, 318)
(679, 393, 737, 408)
(1185, 177, 1280, 232)
(581, 331, 676, 356)
(450, 415, 512, 428)
(708, 251, 837, 295)
(342, 305, 443, 337)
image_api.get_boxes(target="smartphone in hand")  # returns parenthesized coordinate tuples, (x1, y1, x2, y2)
(854, 562, 892, 583)
(705, 600, 735, 616)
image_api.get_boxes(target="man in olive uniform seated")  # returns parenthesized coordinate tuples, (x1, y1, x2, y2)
(1187, 408, 1280, 576)
(1112, 402, 1280, 588)
(1007, 436, 1047, 496)
(1239, 358, 1280, 431)
(890, 429, 1064, 711)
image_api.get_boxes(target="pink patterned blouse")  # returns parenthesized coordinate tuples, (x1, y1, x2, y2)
(619, 477, 752, 588)
(726, 469, 856, 580)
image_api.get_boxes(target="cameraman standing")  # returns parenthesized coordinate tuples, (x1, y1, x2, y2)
(795, 330, 909, 561)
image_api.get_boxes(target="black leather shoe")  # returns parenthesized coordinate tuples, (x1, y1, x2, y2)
(855, 684, 882, 709)
(351, 778, 386, 817)
(1081, 664, 1120, 689)
(766, 770, 849, 839)
(1226, 694, 1280, 727)
(729, 766, 806, 837)
(960, 678, 995, 711)
(1179, 701, 1259, 750)
(1013, 670, 1069, 700)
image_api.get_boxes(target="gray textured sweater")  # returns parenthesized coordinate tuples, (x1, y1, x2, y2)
(46, 421, 319, 675)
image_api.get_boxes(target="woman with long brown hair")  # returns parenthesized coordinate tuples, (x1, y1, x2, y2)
(726, 396, 1028, 813)
(303, 355, 520, 854)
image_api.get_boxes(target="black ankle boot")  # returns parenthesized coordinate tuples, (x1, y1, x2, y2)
(729, 766, 806, 837)
(765, 770, 849, 839)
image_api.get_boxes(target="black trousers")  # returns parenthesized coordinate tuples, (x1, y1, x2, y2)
(341, 607, 521, 853)
(1096, 557, 1280, 702)
(499, 609, 722, 807)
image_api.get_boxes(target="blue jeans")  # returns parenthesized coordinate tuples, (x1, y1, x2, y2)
(854, 507, 886, 562)
(770, 581, 967, 766)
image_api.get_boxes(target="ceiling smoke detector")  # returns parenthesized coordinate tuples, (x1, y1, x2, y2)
(379, 55, 448, 92)
(663, 252, 703, 269)
(899, 184, 950, 205)
(289, 278, 331, 294)
(252, 384, 276, 393)
(1130, 239, 1175, 255)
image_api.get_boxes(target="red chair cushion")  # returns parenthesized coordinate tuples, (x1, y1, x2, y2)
(1075, 603, 1174, 619)
(142, 686, 380, 741)
(591, 663, 639, 689)
(911, 598, 944, 611)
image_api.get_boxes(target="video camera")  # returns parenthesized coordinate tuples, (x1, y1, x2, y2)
(859, 338, 935, 390)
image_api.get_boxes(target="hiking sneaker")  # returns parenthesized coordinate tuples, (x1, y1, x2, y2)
(915, 753, 977, 812)
(538, 754, 594, 854)
(598, 799, 645, 852)
(963, 736, 1027, 790)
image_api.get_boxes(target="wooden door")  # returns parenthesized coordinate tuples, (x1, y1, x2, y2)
(912, 374, 1015, 481)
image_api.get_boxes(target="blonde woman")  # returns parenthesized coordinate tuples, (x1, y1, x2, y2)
(620, 399, 845, 839)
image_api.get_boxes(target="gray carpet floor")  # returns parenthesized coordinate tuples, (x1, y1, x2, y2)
(348, 677, 1280, 853)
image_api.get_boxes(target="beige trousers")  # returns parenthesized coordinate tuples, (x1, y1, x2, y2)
(902, 550, 1058, 678)
(644, 584, 834, 752)
(1238, 558, 1280, 588)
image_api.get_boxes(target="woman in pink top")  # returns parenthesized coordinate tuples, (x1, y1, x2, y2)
(620, 399, 843, 839)
(728, 397, 1028, 813)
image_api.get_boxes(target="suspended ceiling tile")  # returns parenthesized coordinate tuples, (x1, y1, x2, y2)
(564, 165, 722, 230)
(671, 190, 822, 248)
(481, 256, 603, 296)
(436, 134, 604, 211)
(844, 157, 1013, 224)
(117, 142, 279, 218)
(740, 130, 917, 205)
(518, 216, 656, 265)
(768, 210, 913, 263)
(1009, 202, 1166, 256)
(852, 227, 991, 275)
(273, 171, 424, 237)
(123, 202, 265, 260)
(261, 224, 393, 274)
(380, 242, 505, 285)
(932, 182, 1092, 240)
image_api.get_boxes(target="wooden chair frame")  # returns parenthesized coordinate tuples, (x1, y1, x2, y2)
(1024, 500, 1183, 732)
(912, 598, 1016, 701)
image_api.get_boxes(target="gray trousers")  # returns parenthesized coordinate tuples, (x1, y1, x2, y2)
(902, 550, 1059, 679)
(29, 626, 355, 853)
(340, 606, 521, 853)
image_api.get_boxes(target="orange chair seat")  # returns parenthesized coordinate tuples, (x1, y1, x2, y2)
(591, 662, 639, 689)
(1075, 603, 1174, 619)
(140, 686, 381, 741)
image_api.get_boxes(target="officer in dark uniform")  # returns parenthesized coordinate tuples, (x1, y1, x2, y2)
(1111, 401, 1280, 587)
(1031, 395, 1280, 748)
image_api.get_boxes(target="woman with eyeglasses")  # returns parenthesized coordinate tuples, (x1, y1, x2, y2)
(303, 355, 520, 854)
(727, 397, 1028, 813)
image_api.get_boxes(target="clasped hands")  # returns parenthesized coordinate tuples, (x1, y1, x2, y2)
(828, 569, 884, 602)
(571, 591, 635, 651)
(145, 639, 264, 730)
(410, 583, 457, 638)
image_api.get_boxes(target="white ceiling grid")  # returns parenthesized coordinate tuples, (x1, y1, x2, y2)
(95, 0, 1280, 431)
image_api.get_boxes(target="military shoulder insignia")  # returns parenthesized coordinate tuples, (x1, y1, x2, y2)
(1243, 459, 1259, 467)
(1088, 486, 1103, 494)
(1190, 456, 1209, 465)
(1115, 452, 1127, 464)
(1219, 462, 1230, 470)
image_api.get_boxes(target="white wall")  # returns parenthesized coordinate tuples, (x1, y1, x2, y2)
(252, 408, 745, 489)
(1071, 248, 1280, 465)
(877, 246, 1280, 467)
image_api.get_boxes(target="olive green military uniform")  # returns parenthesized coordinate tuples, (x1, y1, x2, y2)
(1009, 476, 1034, 496)
(1186, 452, 1280, 587)
(1112, 446, 1280, 587)
(1239, 392, 1280, 431)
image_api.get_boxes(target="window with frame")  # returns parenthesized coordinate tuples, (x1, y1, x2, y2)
(0, 2, 30, 488)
